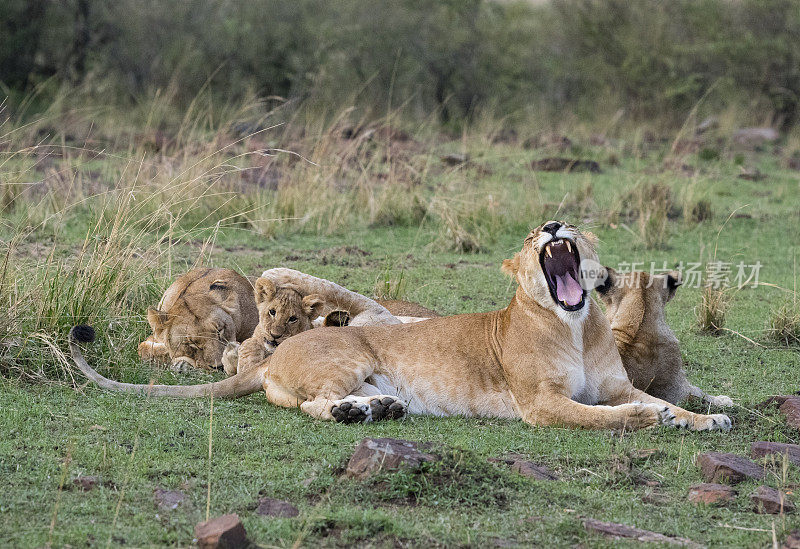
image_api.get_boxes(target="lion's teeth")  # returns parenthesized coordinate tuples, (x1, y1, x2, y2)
(545, 246, 553, 258)
(565, 241, 572, 253)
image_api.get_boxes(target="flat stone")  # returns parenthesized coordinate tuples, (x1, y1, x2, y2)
(757, 395, 797, 409)
(531, 157, 601, 173)
(751, 485, 795, 514)
(153, 488, 186, 511)
(688, 483, 737, 505)
(696, 452, 764, 484)
(440, 153, 469, 166)
(582, 518, 701, 547)
(781, 399, 800, 430)
(510, 461, 558, 481)
(194, 514, 248, 549)
(255, 497, 299, 518)
(345, 438, 437, 479)
(72, 475, 100, 491)
(782, 530, 800, 548)
(733, 127, 780, 149)
(751, 441, 800, 466)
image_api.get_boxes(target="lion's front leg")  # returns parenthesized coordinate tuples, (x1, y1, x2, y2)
(601, 381, 732, 431)
(522, 392, 673, 431)
(137, 335, 169, 363)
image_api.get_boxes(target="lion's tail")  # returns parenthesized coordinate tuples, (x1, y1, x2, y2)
(68, 326, 264, 398)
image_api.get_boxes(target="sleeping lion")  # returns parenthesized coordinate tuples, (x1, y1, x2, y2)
(71, 221, 731, 432)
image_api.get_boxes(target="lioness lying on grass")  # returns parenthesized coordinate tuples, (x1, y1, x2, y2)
(71, 221, 731, 432)
(596, 267, 734, 407)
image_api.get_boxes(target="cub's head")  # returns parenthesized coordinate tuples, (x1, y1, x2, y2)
(147, 279, 240, 371)
(502, 221, 600, 320)
(254, 278, 324, 347)
(595, 267, 682, 336)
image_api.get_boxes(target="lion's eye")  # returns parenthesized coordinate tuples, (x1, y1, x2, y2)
(288, 316, 297, 323)
(269, 309, 276, 317)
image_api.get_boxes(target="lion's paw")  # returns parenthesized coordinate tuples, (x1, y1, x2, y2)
(369, 396, 406, 421)
(331, 398, 371, 424)
(695, 413, 732, 432)
(620, 402, 666, 430)
(707, 394, 734, 408)
(221, 342, 239, 376)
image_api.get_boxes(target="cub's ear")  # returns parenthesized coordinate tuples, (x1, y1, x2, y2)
(302, 293, 325, 318)
(254, 278, 277, 304)
(501, 254, 520, 277)
(147, 307, 170, 333)
(665, 270, 682, 302)
(323, 310, 351, 327)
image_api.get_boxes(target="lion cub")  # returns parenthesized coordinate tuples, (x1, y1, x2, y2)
(596, 268, 733, 407)
(222, 278, 324, 376)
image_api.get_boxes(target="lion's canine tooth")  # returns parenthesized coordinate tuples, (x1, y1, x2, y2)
(545, 245, 553, 258)
(565, 241, 572, 253)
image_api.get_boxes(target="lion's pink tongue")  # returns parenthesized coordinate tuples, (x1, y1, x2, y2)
(555, 272, 583, 306)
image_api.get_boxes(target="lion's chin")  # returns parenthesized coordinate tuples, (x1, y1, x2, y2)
(539, 237, 587, 312)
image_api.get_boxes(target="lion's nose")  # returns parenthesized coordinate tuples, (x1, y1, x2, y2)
(542, 221, 561, 235)
(270, 332, 282, 340)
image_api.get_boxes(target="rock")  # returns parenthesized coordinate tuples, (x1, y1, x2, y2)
(696, 452, 764, 484)
(523, 133, 572, 151)
(781, 398, 800, 430)
(751, 485, 795, 514)
(440, 153, 469, 166)
(757, 395, 800, 409)
(530, 157, 601, 173)
(255, 497, 299, 518)
(73, 476, 100, 491)
(582, 518, 701, 547)
(345, 438, 437, 479)
(733, 127, 780, 149)
(738, 168, 766, 181)
(696, 117, 719, 134)
(783, 530, 800, 548)
(751, 441, 800, 466)
(153, 488, 186, 511)
(786, 155, 800, 171)
(510, 460, 558, 481)
(194, 514, 248, 549)
(687, 483, 737, 505)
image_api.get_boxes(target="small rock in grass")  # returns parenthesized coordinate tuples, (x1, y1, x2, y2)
(756, 395, 799, 409)
(440, 153, 469, 166)
(73, 475, 100, 491)
(153, 488, 186, 511)
(751, 485, 795, 514)
(751, 441, 800, 466)
(696, 452, 764, 484)
(194, 514, 247, 549)
(738, 168, 766, 181)
(733, 127, 780, 149)
(255, 497, 299, 518)
(345, 438, 437, 479)
(510, 460, 558, 481)
(688, 483, 737, 505)
(782, 529, 800, 548)
(530, 157, 601, 173)
(780, 399, 800, 430)
(582, 518, 701, 547)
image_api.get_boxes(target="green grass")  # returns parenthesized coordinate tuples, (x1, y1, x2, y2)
(2, 106, 800, 546)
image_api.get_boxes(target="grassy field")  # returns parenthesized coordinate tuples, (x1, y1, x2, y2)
(1, 103, 800, 547)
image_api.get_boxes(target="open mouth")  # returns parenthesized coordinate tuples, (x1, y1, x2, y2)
(539, 238, 586, 311)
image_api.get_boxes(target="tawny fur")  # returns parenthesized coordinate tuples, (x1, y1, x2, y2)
(597, 268, 733, 407)
(73, 222, 731, 433)
(138, 268, 258, 371)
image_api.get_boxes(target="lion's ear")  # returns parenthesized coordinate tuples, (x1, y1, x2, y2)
(501, 254, 520, 277)
(665, 270, 682, 302)
(209, 279, 228, 292)
(254, 278, 277, 304)
(147, 307, 170, 333)
(302, 293, 325, 318)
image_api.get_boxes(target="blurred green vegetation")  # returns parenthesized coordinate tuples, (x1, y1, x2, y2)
(2, 0, 800, 127)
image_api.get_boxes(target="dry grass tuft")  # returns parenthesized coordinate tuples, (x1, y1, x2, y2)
(768, 297, 800, 346)
(695, 285, 732, 334)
